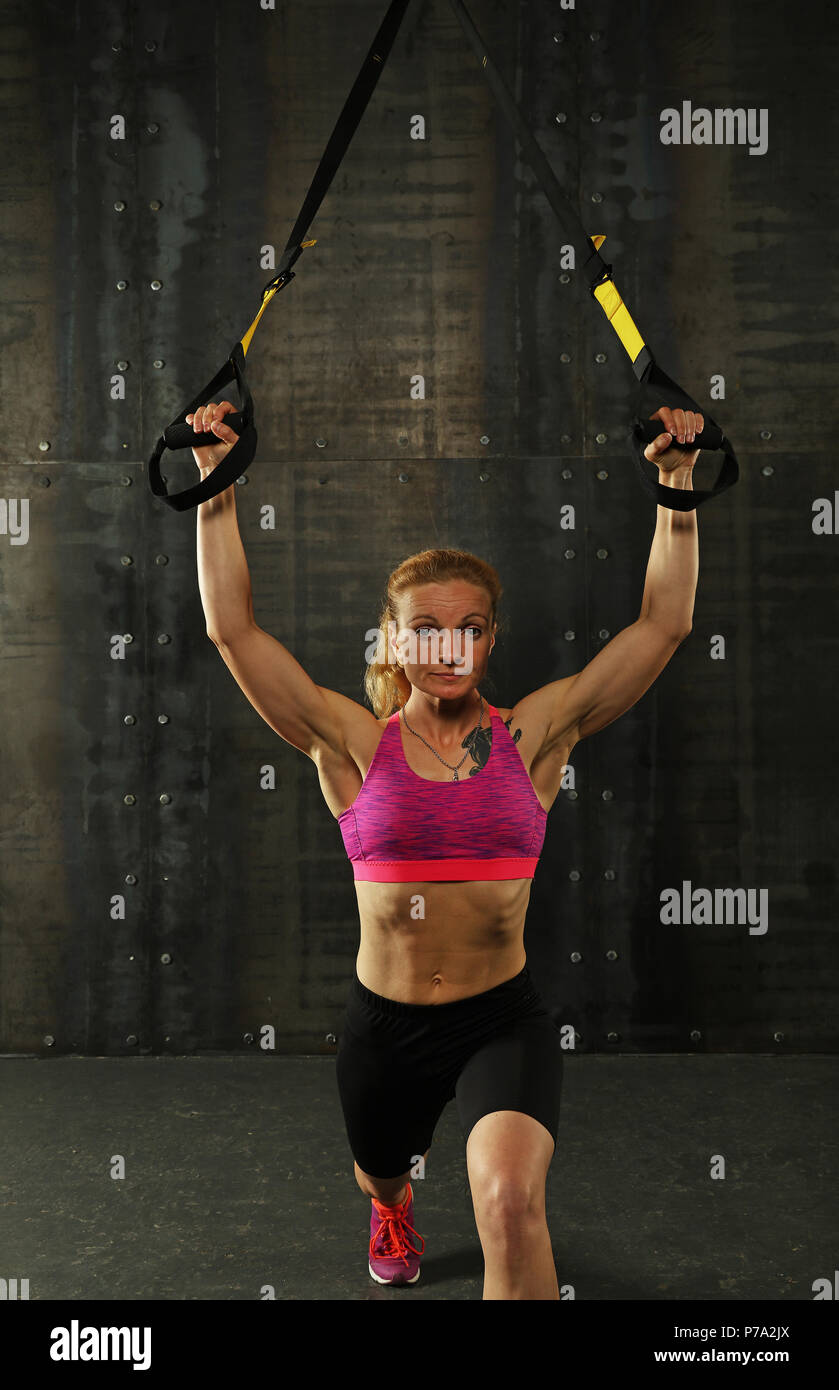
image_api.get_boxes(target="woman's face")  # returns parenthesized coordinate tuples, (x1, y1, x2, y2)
(391, 580, 495, 694)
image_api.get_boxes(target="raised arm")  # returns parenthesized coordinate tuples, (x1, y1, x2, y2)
(518, 406, 702, 751)
(193, 401, 370, 762)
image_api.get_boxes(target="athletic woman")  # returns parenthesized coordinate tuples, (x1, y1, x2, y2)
(190, 399, 701, 1300)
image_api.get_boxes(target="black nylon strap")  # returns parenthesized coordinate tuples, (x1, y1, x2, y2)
(448, 0, 738, 511)
(148, 0, 412, 511)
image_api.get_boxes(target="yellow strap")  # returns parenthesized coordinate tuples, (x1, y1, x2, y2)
(590, 235, 646, 365)
(240, 239, 318, 357)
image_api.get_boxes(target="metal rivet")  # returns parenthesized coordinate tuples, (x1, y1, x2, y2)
(159, 793, 171, 805)
(604, 868, 616, 881)
(569, 869, 581, 882)
(150, 279, 162, 291)
(111, 41, 123, 53)
(479, 435, 490, 446)
(160, 953, 172, 964)
(596, 547, 608, 559)
(153, 359, 165, 370)
(145, 40, 157, 53)
(690, 1029, 702, 1042)
(555, 112, 567, 124)
(761, 464, 774, 476)
(114, 200, 126, 213)
(606, 1031, 620, 1043)
(116, 280, 128, 291)
(553, 32, 564, 43)
(479, 471, 490, 482)
(157, 633, 171, 644)
(560, 434, 572, 445)
(398, 472, 409, 483)
(567, 789, 578, 800)
(125, 874, 137, 886)
(596, 469, 608, 480)
(315, 437, 327, 448)
(116, 359, 129, 371)
(122, 476, 132, 487)
(570, 951, 582, 963)
(149, 199, 162, 211)
(146, 122, 159, 135)
(559, 352, 571, 364)
(564, 548, 575, 559)
(564, 630, 575, 641)
(120, 555, 133, 566)
(773, 1031, 785, 1043)
(594, 351, 607, 364)
(123, 714, 136, 726)
(561, 468, 573, 480)
(243, 1032, 255, 1045)
(38, 440, 50, 452)
(558, 272, 571, 284)
(605, 949, 618, 960)
(125, 1034, 139, 1046)
(759, 429, 772, 441)
(599, 628, 610, 639)
(158, 714, 169, 725)
(155, 554, 168, 565)
(589, 31, 601, 42)
(602, 789, 614, 801)
(236, 475, 248, 485)
(44, 1035, 56, 1047)
(123, 794, 136, 806)
(595, 432, 608, 444)
(325, 1033, 337, 1045)
(591, 191, 603, 204)
(590, 112, 602, 123)
(123, 633, 134, 643)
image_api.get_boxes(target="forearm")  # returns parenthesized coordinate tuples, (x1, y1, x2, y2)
(638, 466, 698, 636)
(196, 471, 254, 639)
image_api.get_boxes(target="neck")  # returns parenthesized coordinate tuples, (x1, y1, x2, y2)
(402, 687, 485, 731)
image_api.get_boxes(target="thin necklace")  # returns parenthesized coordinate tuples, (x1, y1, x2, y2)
(400, 691, 486, 782)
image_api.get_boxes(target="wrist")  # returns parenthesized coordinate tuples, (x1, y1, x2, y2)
(657, 464, 694, 489)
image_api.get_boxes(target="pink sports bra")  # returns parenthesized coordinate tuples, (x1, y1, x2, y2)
(337, 702, 548, 882)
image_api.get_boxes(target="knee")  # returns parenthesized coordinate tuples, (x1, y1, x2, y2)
(472, 1173, 546, 1234)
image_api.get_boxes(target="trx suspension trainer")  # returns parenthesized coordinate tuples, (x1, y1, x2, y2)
(148, 0, 738, 514)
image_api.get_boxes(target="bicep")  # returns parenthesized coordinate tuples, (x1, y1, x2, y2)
(210, 622, 364, 760)
(563, 618, 686, 742)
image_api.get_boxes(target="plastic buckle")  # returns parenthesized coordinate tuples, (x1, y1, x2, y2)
(261, 267, 296, 302)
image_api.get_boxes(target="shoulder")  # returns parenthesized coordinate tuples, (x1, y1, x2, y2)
(491, 677, 579, 759)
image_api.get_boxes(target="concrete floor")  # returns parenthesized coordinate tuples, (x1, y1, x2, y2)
(0, 1054, 835, 1301)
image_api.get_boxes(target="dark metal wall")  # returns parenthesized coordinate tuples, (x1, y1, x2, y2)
(1, 0, 835, 1055)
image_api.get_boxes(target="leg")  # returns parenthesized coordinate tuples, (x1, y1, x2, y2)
(353, 1148, 430, 1206)
(466, 1110, 557, 1300)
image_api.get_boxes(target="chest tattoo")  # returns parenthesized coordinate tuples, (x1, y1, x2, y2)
(462, 711, 522, 775)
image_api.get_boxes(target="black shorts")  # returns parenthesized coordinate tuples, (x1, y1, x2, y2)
(335, 964, 563, 1179)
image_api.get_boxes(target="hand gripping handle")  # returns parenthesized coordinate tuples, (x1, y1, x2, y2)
(629, 357, 739, 512)
(148, 342, 257, 512)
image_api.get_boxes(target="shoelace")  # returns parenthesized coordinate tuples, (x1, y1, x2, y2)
(369, 1203, 426, 1265)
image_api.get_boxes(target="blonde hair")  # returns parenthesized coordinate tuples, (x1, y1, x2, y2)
(364, 547, 502, 719)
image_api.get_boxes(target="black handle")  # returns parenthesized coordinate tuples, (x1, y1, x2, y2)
(629, 356, 739, 511)
(148, 342, 257, 512)
(164, 411, 246, 453)
(633, 418, 723, 453)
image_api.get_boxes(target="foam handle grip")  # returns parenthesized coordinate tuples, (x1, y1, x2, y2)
(633, 418, 723, 452)
(164, 411, 246, 452)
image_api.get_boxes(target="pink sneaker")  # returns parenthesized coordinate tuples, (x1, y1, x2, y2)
(368, 1182, 424, 1285)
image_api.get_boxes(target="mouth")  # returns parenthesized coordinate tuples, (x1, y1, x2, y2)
(433, 672, 463, 680)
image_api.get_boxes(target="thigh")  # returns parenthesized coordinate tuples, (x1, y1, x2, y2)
(335, 1012, 453, 1181)
(454, 1013, 564, 1156)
